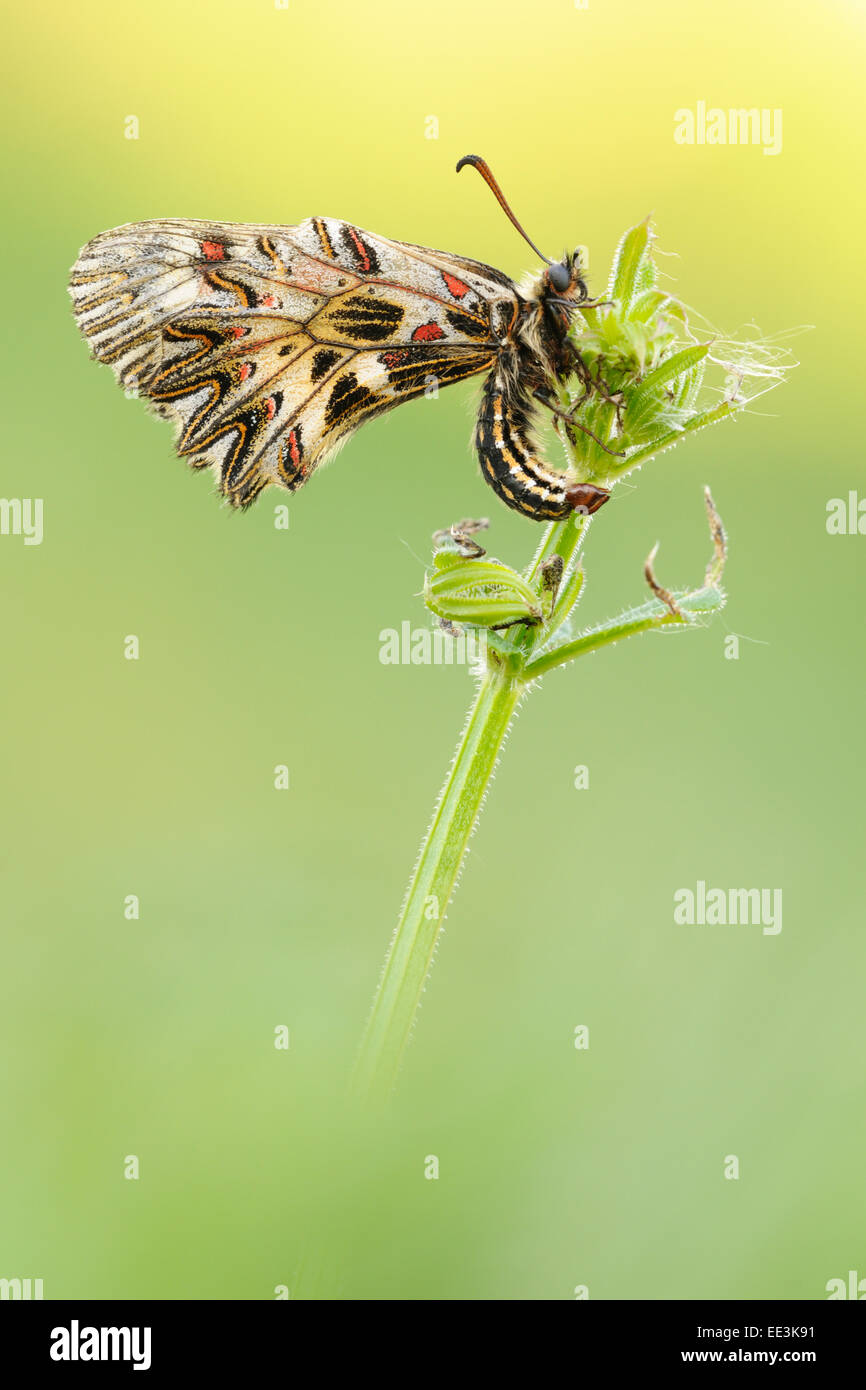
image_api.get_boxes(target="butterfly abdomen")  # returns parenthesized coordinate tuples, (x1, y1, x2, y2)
(474, 370, 578, 521)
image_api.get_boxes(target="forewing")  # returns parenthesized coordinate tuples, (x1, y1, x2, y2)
(69, 217, 516, 507)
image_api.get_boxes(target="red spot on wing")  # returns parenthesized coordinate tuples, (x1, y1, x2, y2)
(239, 363, 252, 382)
(265, 397, 276, 421)
(201, 240, 226, 261)
(347, 227, 372, 272)
(230, 325, 246, 339)
(288, 429, 301, 466)
(412, 321, 445, 342)
(261, 295, 276, 307)
(382, 350, 409, 368)
(442, 272, 470, 299)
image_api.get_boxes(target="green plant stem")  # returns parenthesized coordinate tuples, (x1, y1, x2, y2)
(526, 615, 680, 678)
(525, 510, 588, 585)
(352, 664, 523, 1101)
(527, 584, 723, 677)
(352, 577, 723, 1099)
(354, 515, 596, 1099)
(525, 587, 724, 680)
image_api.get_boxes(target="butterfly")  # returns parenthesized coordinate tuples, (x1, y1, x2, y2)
(68, 156, 613, 522)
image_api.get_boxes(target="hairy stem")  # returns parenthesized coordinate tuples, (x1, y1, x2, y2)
(353, 664, 523, 1100)
(525, 587, 724, 680)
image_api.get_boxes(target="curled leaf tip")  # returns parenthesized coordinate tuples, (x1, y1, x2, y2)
(644, 540, 684, 618)
(703, 487, 727, 588)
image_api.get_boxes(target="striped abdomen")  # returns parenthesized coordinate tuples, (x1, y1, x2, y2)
(474, 371, 608, 521)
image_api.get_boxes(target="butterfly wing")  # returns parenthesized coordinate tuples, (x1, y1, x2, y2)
(69, 217, 517, 507)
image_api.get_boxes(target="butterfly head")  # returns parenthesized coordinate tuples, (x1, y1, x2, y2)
(545, 252, 588, 302)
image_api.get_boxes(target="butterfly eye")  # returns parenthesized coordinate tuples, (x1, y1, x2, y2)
(547, 261, 571, 293)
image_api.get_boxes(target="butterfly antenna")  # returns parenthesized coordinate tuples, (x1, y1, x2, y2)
(456, 155, 552, 265)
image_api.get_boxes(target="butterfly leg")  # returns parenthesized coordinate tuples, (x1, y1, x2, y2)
(475, 372, 610, 520)
(569, 355, 627, 429)
(532, 388, 625, 457)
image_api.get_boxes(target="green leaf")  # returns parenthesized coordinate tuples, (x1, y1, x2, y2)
(608, 220, 653, 315)
(672, 358, 706, 413)
(622, 400, 735, 469)
(626, 344, 710, 434)
(628, 289, 673, 324)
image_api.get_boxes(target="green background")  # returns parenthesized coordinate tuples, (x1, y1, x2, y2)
(2, 0, 863, 1299)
